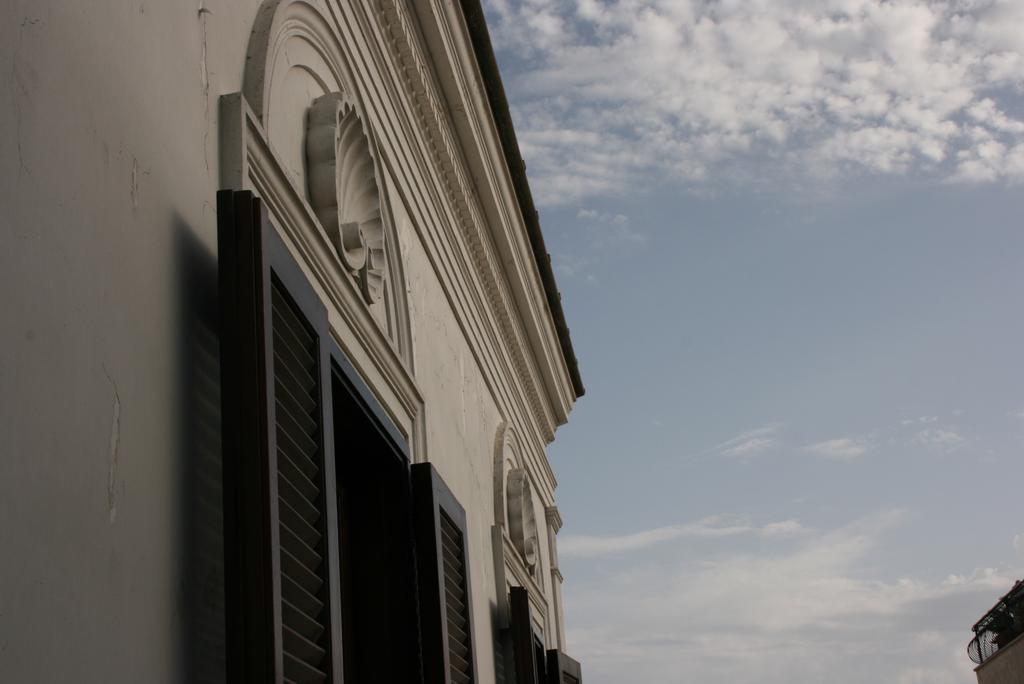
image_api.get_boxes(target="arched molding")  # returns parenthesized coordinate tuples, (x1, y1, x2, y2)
(239, 0, 412, 368)
(493, 423, 521, 529)
(244, 0, 347, 127)
(493, 423, 541, 577)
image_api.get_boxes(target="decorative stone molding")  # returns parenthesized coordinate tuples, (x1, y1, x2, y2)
(239, 0, 412, 364)
(244, 0, 339, 126)
(545, 505, 567, 650)
(373, 0, 557, 443)
(506, 468, 538, 574)
(220, 92, 424, 460)
(493, 424, 517, 528)
(544, 505, 562, 534)
(306, 92, 387, 304)
(494, 424, 545, 581)
(545, 505, 562, 574)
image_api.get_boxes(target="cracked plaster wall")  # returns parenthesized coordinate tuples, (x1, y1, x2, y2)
(0, 1, 252, 681)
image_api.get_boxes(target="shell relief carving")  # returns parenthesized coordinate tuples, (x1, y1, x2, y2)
(506, 467, 539, 575)
(305, 92, 386, 305)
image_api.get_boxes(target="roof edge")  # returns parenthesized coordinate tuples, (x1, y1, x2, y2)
(459, 0, 585, 399)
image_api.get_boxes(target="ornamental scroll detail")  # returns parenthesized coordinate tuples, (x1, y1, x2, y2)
(305, 92, 386, 304)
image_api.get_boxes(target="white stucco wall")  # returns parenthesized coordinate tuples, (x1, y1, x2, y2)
(0, 1, 572, 681)
(397, 189, 505, 679)
(1, 2, 252, 681)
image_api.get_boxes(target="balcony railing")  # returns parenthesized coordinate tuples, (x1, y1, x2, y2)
(968, 580, 1024, 666)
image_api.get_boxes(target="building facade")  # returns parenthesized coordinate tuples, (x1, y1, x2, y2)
(0, 1, 583, 682)
(968, 580, 1024, 684)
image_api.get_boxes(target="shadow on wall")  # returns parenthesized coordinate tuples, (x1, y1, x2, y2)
(174, 219, 225, 683)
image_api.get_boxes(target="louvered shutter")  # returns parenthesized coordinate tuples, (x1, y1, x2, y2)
(509, 586, 540, 684)
(545, 650, 582, 684)
(413, 463, 477, 684)
(218, 190, 341, 684)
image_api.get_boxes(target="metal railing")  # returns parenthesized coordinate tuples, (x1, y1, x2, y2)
(968, 580, 1024, 666)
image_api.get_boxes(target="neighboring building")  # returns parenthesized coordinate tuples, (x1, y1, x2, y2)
(0, 1, 584, 682)
(968, 580, 1024, 684)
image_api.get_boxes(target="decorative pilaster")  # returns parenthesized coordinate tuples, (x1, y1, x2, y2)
(545, 505, 566, 649)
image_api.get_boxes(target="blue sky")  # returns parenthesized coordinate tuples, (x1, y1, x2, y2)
(484, 1, 1024, 682)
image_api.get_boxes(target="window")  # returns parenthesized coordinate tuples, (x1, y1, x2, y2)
(218, 190, 474, 683)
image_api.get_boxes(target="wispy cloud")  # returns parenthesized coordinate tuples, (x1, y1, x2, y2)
(488, 0, 1024, 204)
(561, 515, 807, 558)
(901, 416, 939, 425)
(577, 208, 646, 245)
(722, 437, 774, 458)
(912, 428, 966, 451)
(802, 437, 869, 460)
(563, 509, 1018, 683)
(554, 208, 645, 281)
(761, 519, 808, 537)
(553, 252, 598, 284)
(712, 425, 780, 459)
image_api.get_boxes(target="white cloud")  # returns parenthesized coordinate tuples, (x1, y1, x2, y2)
(712, 425, 780, 458)
(561, 515, 808, 557)
(576, 207, 646, 244)
(555, 208, 645, 280)
(912, 428, 966, 451)
(563, 510, 1019, 683)
(802, 437, 869, 460)
(487, 0, 1024, 205)
(722, 436, 774, 458)
(761, 519, 807, 537)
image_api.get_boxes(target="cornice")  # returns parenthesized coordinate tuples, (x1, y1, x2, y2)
(373, 0, 561, 443)
(544, 505, 563, 533)
(423, 0, 580, 418)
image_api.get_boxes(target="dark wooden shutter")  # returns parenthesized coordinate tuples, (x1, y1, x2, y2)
(272, 279, 332, 683)
(545, 650, 582, 684)
(413, 463, 477, 684)
(509, 587, 540, 684)
(218, 190, 340, 684)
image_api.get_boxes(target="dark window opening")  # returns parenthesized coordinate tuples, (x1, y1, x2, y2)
(332, 368, 420, 682)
